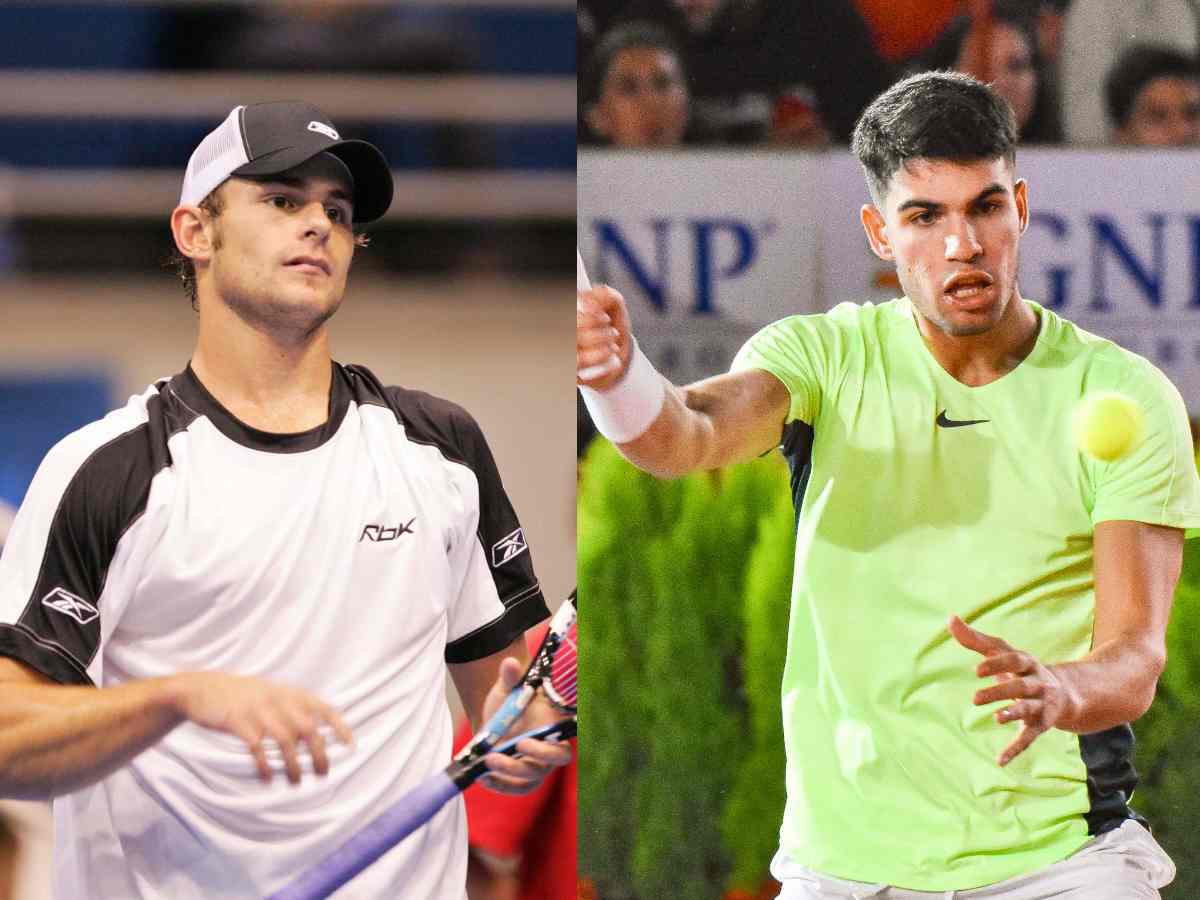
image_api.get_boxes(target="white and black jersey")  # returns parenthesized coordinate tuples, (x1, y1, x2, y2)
(0, 363, 549, 899)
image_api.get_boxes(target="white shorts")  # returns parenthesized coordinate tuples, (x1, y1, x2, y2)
(773, 819, 1175, 899)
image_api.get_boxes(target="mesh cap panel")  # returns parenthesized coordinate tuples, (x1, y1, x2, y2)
(179, 107, 250, 207)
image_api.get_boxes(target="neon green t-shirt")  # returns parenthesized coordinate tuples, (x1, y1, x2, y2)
(731, 297, 1200, 891)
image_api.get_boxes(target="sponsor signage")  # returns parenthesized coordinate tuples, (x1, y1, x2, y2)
(578, 152, 823, 386)
(580, 149, 1200, 412)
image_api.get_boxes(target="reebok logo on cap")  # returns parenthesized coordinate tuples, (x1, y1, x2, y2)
(307, 121, 339, 141)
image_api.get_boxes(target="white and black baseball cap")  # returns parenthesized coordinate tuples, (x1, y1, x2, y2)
(179, 101, 393, 223)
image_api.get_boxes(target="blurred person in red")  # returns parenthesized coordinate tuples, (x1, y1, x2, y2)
(1104, 44, 1200, 146)
(767, 84, 831, 148)
(853, 0, 961, 64)
(582, 22, 692, 147)
(853, 0, 1068, 69)
(456, 622, 577, 900)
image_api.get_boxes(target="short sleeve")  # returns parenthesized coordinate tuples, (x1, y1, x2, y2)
(0, 418, 153, 686)
(1090, 359, 1200, 530)
(441, 409, 549, 663)
(731, 311, 845, 426)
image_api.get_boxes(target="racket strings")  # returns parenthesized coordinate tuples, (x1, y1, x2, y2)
(546, 621, 577, 712)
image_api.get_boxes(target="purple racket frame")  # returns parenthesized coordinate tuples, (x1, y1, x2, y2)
(267, 597, 577, 900)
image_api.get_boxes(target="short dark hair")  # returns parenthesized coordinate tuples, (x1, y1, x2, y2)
(850, 71, 1018, 203)
(584, 21, 685, 105)
(1104, 43, 1200, 128)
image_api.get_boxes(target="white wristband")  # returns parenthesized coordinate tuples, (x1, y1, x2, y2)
(579, 340, 666, 444)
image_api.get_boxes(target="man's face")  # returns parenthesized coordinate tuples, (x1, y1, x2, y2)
(1118, 76, 1200, 146)
(592, 46, 689, 147)
(861, 157, 1028, 338)
(203, 153, 356, 335)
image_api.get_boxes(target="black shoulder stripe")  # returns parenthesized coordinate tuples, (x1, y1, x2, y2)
(9, 388, 192, 685)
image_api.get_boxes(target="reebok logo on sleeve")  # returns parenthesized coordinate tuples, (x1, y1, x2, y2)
(492, 528, 529, 567)
(41, 587, 99, 625)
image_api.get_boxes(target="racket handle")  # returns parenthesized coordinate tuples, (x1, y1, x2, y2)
(266, 773, 459, 900)
(493, 719, 577, 759)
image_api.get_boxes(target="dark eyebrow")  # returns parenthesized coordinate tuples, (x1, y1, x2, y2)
(971, 183, 1008, 204)
(254, 176, 353, 203)
(896, 183, 1008, 215)
(897, 198, 942, 215)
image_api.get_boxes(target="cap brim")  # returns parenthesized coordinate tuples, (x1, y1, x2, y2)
(233, 137, 393, 224)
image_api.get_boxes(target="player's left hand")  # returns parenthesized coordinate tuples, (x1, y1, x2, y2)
(479, 657, 573, 795)
(948, 615, 1076, 767)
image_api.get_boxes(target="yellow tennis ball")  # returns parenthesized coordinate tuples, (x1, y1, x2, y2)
(1073, 392, 1144, 462)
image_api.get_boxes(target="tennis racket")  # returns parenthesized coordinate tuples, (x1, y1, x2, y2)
(267, 594, 578, 900)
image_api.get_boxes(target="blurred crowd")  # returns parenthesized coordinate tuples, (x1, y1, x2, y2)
(578, 0, 1200, 149)
(0, 0, 575, 278)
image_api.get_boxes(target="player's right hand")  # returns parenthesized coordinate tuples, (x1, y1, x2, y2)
(168, 672, 353, 785)
(479, 657, 573, 795)
(577, 285, 634, 392)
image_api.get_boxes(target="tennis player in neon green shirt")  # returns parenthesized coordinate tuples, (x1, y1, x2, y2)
(578, 71, 1200, 898)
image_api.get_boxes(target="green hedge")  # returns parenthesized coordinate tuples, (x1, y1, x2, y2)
(578, 441, 788, 898)
(1132, 535, 1200, 898)
(579, 439, 1200, 897)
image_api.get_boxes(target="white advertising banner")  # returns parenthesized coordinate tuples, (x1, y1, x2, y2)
(579, 149, 1200, 412)
(578, 151, 824, 387)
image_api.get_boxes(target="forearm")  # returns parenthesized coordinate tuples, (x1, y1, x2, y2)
(578, 287, 788, 474)
(617, 382, 711, 479)
(581, 330, 749, 479)
(452, 637, 530, 733)
(0, 677, 186, 800)
(615, 371, 787, 479)
(1050, 636, 1165, 734)
(580, 337, 698, 479)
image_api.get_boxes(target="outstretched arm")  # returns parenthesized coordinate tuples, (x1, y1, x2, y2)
(577, 284, 791, 478)
(950, 520, 1181, 765)
(0, 658, 353, 798)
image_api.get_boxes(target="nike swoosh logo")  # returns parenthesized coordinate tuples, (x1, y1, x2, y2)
(936, 410, 990, 428)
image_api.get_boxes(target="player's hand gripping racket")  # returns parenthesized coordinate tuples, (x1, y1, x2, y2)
(267, 594, 577, 900)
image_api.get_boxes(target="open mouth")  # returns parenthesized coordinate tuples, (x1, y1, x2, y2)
(942, 271, 994, 304)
